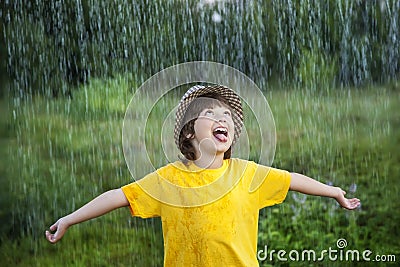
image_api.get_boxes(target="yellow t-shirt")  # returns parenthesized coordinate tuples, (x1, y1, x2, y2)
(121, 158, 291, 267)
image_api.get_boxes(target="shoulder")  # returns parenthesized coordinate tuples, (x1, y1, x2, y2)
(228, 158, 261, 172)
(229, 158, 254, 167)
(230, 158, 288, 173)
(156, 161, 189, 174)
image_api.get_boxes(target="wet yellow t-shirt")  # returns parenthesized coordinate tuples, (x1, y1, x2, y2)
(121, 158, 291, 267)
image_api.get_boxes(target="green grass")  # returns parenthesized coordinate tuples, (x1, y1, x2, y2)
(1, 212, 163, 266)
(1, 77, 399, 266)
(259, 87, 400, 266)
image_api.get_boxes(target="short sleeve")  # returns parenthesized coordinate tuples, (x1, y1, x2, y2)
(121, 172, 161, 218)
(253, 164, 291, 209)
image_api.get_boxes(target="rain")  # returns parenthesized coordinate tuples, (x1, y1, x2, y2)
(1, 0, 399, 266)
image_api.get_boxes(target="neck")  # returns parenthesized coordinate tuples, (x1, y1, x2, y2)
(194, 153, 224, 169)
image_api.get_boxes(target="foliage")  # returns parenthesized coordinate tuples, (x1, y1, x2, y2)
(1, 76, 399, 266)
(297, 48, 338, 91)
(1, 0, 400, 97)
(260, 88, 400, 266)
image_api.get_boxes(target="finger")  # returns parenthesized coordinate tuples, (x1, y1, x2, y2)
(353, 199, 361, 206)
(51, 233, 58, 243)
(45, 230, 56, 243)
(49, 221, 58, 231)
(349, 199, 360, 209)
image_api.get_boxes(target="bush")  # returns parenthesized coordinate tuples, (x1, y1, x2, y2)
(2, 0, 399, 97)
(298, 49, 338, 92)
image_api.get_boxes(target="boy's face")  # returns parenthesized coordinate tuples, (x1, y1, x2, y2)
(191, 104, 235, 157)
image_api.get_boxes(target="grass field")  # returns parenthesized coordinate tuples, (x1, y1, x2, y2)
(1, 76, 399, 266)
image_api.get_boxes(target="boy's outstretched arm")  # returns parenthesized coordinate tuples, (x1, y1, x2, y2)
(289, 173, 361, 210)
(45, 188, 129, 244)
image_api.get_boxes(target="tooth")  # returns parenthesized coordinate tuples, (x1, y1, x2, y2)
(215, 127, 226, 131)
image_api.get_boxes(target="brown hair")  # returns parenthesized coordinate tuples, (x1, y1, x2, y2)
(178, 93, 233, 161)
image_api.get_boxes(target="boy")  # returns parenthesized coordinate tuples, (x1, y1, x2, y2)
(46, 85, 360, 266)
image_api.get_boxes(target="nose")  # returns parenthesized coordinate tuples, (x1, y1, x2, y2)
(217, 115, 227, 123)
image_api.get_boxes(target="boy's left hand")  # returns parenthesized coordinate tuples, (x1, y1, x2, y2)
(334, 188, 361, 210)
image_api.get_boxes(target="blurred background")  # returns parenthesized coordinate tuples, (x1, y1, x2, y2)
(1, 0, 399, 266)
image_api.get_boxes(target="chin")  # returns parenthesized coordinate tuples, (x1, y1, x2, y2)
(215, 146, 230, 154)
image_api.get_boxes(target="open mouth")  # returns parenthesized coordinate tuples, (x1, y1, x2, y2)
(213, 127, 228, 142)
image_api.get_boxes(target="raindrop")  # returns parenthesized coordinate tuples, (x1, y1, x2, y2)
(349, 183, 357, 193)
(292, 192, 307, 204)
(212, 11, 222, 23)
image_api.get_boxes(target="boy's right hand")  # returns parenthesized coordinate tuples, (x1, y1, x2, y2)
(45, 189, 129, 244)
(45, 218, 69, 244)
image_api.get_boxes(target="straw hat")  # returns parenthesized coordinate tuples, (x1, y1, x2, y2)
(174, 85, 244, 148)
